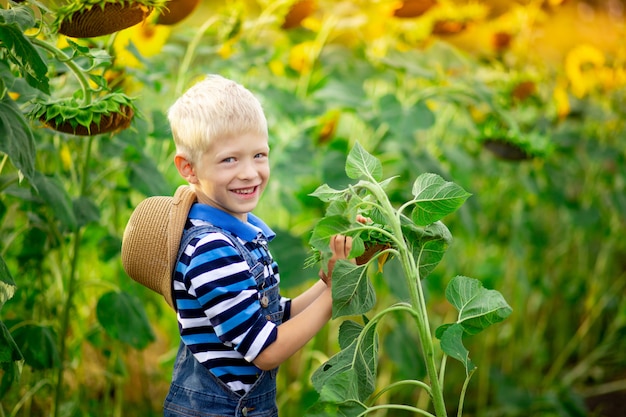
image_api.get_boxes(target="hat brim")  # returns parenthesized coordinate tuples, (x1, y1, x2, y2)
(121, 185, 196, 309)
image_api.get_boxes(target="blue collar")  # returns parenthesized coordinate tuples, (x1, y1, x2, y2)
(188, 204, 275, 242)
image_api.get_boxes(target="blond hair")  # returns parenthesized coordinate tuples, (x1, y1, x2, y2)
(168, 74, 268, 163)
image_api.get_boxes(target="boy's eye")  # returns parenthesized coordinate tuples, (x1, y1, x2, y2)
(255, 153, 268, 159)
(222, 157, 236, 163)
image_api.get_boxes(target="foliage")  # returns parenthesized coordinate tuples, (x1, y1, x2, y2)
(305, 143, 511, 416)
(0, 0, 625, 416)
(0, 1, 166, 416)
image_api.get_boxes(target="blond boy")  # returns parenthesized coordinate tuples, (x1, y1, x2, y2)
(162, 74, 350, 416)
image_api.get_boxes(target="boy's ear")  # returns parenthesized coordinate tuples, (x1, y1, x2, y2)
(174, 154, 198, 184)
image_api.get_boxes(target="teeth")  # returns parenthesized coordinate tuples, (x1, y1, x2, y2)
(235, 187, 255, 194)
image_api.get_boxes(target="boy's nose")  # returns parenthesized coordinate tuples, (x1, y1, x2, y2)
(238, 160, 259, 179)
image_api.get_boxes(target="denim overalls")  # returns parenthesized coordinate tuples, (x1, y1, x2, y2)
(164, 225, 283, 417)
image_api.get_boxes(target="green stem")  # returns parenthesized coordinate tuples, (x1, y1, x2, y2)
(30, 38, 93, 103)
(543, 262, 624, 386)
(9, 379, 52, 417)
(579, 378, 626, 398)
(362, 181, 447, 416)
(349, 221, 402, 248)
(439, 354, 448, 389)
(369, 380, 432, 404)
(52, 135, 93, 417)
(400, 247, 447, 416)
(457, 368, 476, 417)
(358, 404, 437, 417)
(359, 303, 417, 334)
(175, 15, 219, 96)
(0, 155, 20, 193)
(295, 14, 336, 99)
(0, 154, 7, 172)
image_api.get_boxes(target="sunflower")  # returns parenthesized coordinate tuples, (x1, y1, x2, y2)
(565, 44, 605, 98)
(288, 40, 320, 73)
(112, 20, 171, 68)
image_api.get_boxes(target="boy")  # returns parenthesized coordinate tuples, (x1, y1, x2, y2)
(163, 74, 352, 416)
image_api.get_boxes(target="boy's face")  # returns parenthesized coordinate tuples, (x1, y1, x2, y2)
(192, 132, 270, 222)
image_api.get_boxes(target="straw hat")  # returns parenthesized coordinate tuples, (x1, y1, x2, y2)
(121, 185, 196, 309)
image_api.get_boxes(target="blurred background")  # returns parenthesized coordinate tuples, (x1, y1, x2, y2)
(0, 0, 625, 416)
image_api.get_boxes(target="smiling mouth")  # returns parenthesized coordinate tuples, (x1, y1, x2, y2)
(232, 186, 257, 195)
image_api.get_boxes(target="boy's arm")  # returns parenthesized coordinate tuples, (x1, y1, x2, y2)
(289, 279, 327, 316)
(253, 286, 333, 370)
(253, 234, 352, 371)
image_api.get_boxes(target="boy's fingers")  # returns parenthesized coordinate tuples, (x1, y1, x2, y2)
(356, 214, 370, 224)
(344, 236, 352, 256)
(331, 235, 342, 254)
(331, 235, 352, 257)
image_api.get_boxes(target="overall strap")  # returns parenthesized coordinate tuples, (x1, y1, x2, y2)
(176, 224, 257, 271)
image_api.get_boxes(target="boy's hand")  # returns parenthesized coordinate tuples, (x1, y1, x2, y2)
(318, 216, 368, 286)
(319, 235, 353, 286)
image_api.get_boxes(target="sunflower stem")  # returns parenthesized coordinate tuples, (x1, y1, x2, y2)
(31, 38, 93, 104)
(52, 134, 93, 417)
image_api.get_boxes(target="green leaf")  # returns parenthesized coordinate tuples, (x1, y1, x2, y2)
(309, 216, 352, 253)
(411, 173, 471, 226)
(0, 321, 22, 363)
(311, 78, 368, 109)
(0, 321, 22, 399)
(11, 324, 60, 370)
(345, 142, 382, 181)
(438, 323, 475, 375)
(410, 100, 436, 130)
(74, 108, 94, 129)
(305, 399, 367, 417)
(349, 235, 366, 260)
(332, 261, 376, 318)
(312, 320, 378, 403)
(44, 102, 61, 120)
(445, 275, 512, 335)
(65, 37, 91, 55)
(0, 21, 50, 94)
(325, 199, 349, 217)
(32, 172, 77, 231)
(309, 184, 346, 203)
(0, 359, 22, 400)
(400, 218, 452, 279)
(384, 322, 426, 380)
(0, 95, 36, 183)
(0, 4, 37, 28)
(270, 228, 309, 289)
(128, 155, 171, 196)
(73, 196, 100, 228)
(0, 60, 12, 89)
(59, 104, 79, 119)
(378, 94, 435, 136)
(0, 255, 16, 308)
(96, 291, 155, 350)
(17, 228, 46, 261)
(413, 221, 452, 279)
(338, 320, 365, 350)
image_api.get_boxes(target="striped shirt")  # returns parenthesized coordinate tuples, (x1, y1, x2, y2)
(172, 204, 291, 395)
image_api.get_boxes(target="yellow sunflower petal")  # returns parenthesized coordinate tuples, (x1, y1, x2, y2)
(553, 84, 570, 120)
(113, 21, 171, 68)
(288, 41, 318, 73)
(565, 44, 605, 98)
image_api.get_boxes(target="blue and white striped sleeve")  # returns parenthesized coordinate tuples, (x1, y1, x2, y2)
(185, 233, 278, 362)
